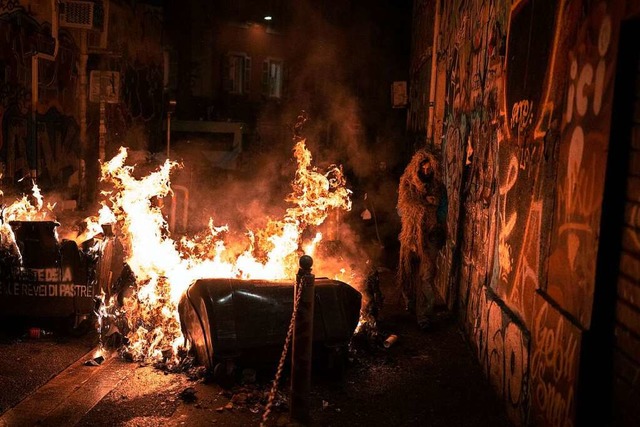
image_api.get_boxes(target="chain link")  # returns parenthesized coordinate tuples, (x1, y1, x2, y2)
(261, 278, 305, 426)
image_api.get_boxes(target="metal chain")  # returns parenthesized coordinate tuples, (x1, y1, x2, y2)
(261, 279, 304, 426)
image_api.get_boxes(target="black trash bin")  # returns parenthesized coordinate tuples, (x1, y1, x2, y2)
(178, 277, 362, 371)
(0, 220, 99, 324)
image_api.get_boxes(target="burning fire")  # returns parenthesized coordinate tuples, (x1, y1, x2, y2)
(0, 139, 356, 363)
(0, 180, 57, 258)
(0, 181, 55, 222)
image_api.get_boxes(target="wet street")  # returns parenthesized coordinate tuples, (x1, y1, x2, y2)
(0, 270, 514, 427)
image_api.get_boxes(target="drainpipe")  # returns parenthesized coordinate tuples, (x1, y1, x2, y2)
(31, 0, 60, 179)
(166, 109, 172, 158)
(78, 31, 88, 207)
(30, 55, 39, 180)
(99, 76, 106, 163)
(426, 0, 441, 147)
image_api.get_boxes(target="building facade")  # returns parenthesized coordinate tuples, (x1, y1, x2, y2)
(0, 0, 164, 205)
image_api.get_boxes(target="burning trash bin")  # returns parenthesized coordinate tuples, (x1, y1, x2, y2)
(178, 277, 361, 373)
(0, 219, 115, 332)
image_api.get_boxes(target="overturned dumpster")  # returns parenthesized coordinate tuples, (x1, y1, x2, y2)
(178, 277, 362, 372)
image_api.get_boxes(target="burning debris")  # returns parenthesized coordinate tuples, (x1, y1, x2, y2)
(0, 127, 377, 384)
(92, 137, 357, 366)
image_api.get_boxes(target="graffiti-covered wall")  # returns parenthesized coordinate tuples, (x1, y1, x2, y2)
(0, 1, 80, 189)
(99, 0, 164, 158)
(0, 1, 164, 201)
(85, 0, 165, 200)
(412, 0, 640, 425)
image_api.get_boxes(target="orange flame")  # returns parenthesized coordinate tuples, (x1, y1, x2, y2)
(1, 181, 54, 222)
(0, 141, 358, 363)
(98, 140, 353, 362)
(0, 182, 57, 257)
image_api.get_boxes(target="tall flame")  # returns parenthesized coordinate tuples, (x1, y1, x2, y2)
(1, 181, 54, 222)
(98, 140, 353, 361)
(0, 140, 357, 363)
(0, 182, 56, 257)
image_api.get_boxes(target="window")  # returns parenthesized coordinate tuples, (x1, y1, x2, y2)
(223, 53, 251, 94)
(262, 58, 283, 99)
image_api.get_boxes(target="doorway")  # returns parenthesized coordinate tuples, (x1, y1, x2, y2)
(577, 18, 640, 427)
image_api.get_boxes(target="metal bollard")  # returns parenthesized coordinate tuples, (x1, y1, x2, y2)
(290, 255, 315, 424)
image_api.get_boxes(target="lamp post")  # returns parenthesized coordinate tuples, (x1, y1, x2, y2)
(166, 99, 176, 158)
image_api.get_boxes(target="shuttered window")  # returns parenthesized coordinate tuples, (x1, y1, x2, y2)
(262, 58, 283, 99)
(223, 52, 251, 95)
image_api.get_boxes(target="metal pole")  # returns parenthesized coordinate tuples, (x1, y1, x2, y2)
(31, 55, 39, 180)
(426, 0, 441, 146)
(99, 90, 106, 163)
(166, 111, 171, 158)
(78, 30, 88, 207)
(290, 255, 315, 424)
